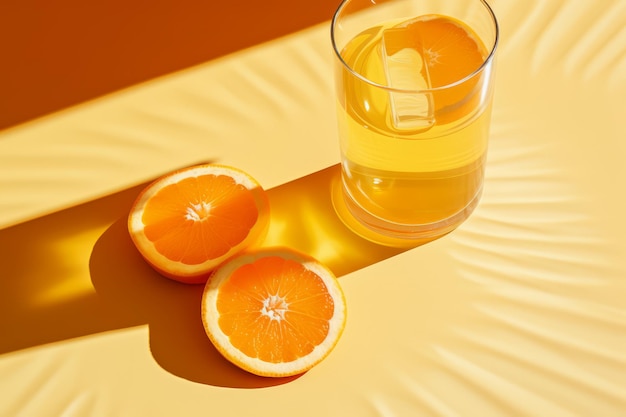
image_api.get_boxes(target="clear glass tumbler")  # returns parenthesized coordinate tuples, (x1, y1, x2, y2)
(331, 0, 499, 246)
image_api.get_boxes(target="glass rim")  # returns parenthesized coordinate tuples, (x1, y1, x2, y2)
(330, 0, 500, 94)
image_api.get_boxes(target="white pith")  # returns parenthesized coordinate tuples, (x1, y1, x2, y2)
(261, 294, 289, 322)
(185, 201, 213, 221)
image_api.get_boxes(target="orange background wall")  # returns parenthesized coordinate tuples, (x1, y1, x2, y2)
(0, 0, 341, 130)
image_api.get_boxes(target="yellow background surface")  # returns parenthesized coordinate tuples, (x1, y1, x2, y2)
(1, 0, 625, 416)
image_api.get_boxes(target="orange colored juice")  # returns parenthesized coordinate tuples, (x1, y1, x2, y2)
(335, 14, 496, 238)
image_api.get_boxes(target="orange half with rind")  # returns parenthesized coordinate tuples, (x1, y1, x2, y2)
(202, 248, 347, 377)
(128, 164, 270, 284)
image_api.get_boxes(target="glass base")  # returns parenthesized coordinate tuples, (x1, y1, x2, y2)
(330, 173, 482, 248)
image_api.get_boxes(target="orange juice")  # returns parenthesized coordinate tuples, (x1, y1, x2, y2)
(334, 13, 496, 239)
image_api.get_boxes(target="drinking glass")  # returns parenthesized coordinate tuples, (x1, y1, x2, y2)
(331, 0, 499, 246)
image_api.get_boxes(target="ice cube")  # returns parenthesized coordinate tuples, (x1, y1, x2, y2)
(382, 29, 435, 131)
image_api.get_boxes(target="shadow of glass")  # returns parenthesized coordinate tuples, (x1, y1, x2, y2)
(264, 164, 413, 276)
(1, 163, 436, 388)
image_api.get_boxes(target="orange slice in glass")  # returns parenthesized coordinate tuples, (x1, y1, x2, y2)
(128, 164, 270, 284)
(383, 14, 488, 125)
(202, 248, 347, 377)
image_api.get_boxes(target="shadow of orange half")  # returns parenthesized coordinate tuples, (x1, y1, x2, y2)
(90, 216, 301, 388)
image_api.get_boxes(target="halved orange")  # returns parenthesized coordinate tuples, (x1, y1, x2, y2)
(128, 164, 270, 284)
(202, 248, 347, 377)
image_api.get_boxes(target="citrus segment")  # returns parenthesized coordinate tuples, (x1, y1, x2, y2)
(202, 248, 347, 377)
(128, 164, 270, 284)
(382, 14, 488, 124)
